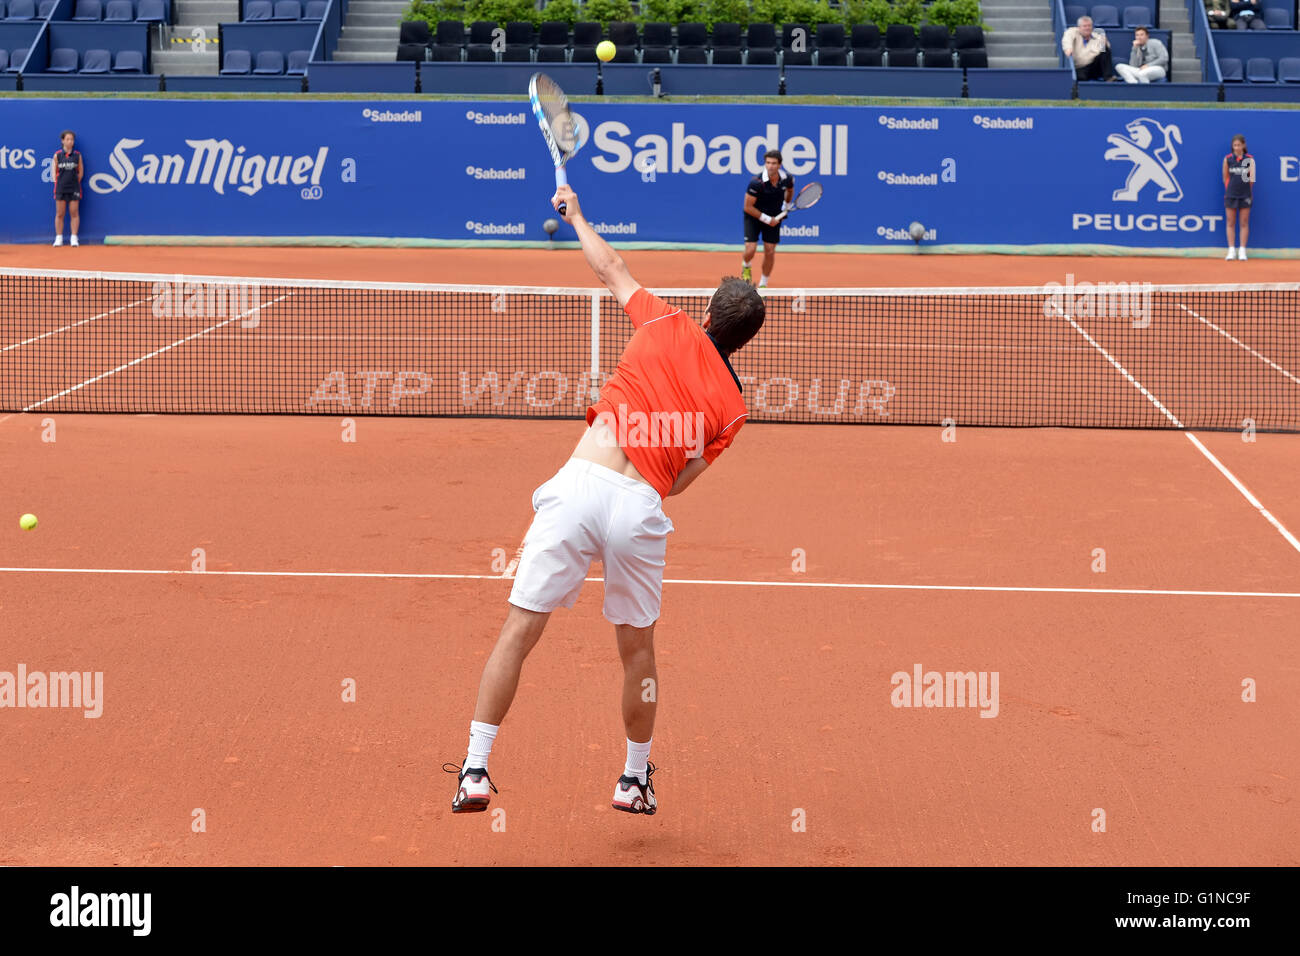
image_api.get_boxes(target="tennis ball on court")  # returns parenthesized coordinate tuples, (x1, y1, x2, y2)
(596, 41, 616, 62)
(19, 513, 37, 531)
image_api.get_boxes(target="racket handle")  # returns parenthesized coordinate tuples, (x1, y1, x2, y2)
(554, 166, 568, 214)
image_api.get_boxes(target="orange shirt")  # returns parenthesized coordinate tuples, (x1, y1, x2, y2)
(586, 288, 748, 500)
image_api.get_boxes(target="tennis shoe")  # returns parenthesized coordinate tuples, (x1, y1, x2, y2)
(1225, 247, 1235, 260)
(443, 762, 497, 813)
(53, 236, 63, 247)
(1237, 249, 1247, 261)
(612, 762, 657, 815)
(70, 236, 79, 247)
(741, 264, 752, 284)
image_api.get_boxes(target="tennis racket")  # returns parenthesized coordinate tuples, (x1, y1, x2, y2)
(777, 182, 823, 222)
(529, 72, 584, 215)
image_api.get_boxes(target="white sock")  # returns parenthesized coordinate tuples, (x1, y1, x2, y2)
(758, 275, 768, 287)
(463, 720, 498, 772)
(625, 738, 652, 784)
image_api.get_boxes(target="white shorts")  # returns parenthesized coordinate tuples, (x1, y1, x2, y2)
(508, 459, 674, 628)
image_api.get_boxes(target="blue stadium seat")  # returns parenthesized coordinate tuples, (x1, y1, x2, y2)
(112, 49, 143, 71)
(39, 0, 57, 16)
(0, 2, 7, 15)
(1090, 4, 1120, 27)
(72, 0, 100, 18)
(6, 0, 35, 17)
(1219, 57, 1242, 81)
(303, 0, 325, 18)
(5, 46, 25, 69)
(1122, 5, 1151, 26)
(0, 50, 7, 70)
(253, 49, 284, 73)
(47, 47, 78, 72)
(1245, 56, 1274, 81)
(220, 49, 251, 73)
(244, 1, 271, 21)
(104, 0, 133, 21)
(1263, 8, 1288, 27)
(1279, 56, 1300, 81)
(80, 48, 110, 72)
(135, 0, 163, 20)
(272, 0, 300, 20)
(286, 48, 308, 74)
(1065, 4, 1086, 22)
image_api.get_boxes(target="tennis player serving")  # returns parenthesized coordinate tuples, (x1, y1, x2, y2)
(446, 184, 765, 816)
(742, 149, 793, 289)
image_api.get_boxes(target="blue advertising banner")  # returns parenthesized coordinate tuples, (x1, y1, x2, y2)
(0, 98, 1294, 249)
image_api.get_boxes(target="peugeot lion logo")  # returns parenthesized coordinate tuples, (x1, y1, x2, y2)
(1104, 118, 1183, 202)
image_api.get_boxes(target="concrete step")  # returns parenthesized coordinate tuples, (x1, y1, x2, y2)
(335, 38, 396, 52)
(339, 25, 400, 39)
(989, 56, 1062, 68)
(982, 18, 1053, 29)
(984, 33, 1059, 47)
(349, 12, 404, 26)
(347, 1, 408, 10)
(331, 49, 397, 61)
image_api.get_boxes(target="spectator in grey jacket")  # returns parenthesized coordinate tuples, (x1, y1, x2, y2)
(1115, 27, 1169, 83)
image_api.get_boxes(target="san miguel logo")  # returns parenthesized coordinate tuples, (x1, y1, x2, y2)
(88, 138, 328, 196)
(1104, 118, 1183, 202)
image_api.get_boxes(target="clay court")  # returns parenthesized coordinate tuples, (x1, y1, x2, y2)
(1, 246, 1296, 866)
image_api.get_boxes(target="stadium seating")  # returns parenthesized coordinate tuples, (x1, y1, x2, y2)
(39, 0, 57, 15)
(72, 0, 100, 19)
(571, 21, 599, 62)
(1279, 56, 1300, 81)
(48, 46, 77, 71)
(1220, 57, 1242, 81)
(1089, 5, 1120, 27)
(0, 51, 7, 70)
(136, 0, 164, 22)
(676, 21, 706, 63)
(608, 21, 637, 62)
(429, 20, 461, 60)
(502, 21, 533, 62)
(253, 49, 284, 73)
(711, 22, 742, 64)
(243, 1, 271, 22)
(851, 24, 882, 66)
(220, 49, 251, 73)
(746, 23, 776, 65)
(641, 21, 671, 64)
(1065, 4, 1086, 22)
(104, 0, 132, 21)
(272, 1, 300, 21)
(1122, 5, 1151, 26)
(6, 46, 26, 69)
(286, 48, 308, 73)
(303, 0, 324, 19)
(536, 21, 567, 62)
(782, 23, 812, 66)
(920, 24, 952, 68)
(112, 48, 142, 71)
(466, 20, 495, 61)
(885, 24, 918, 67)
(1246, 56, 1274, 81)
(954, 26, 987, 68)
(6, 0, 33, 18)
(1263, 8, 1288, 28)
(80, 47, 109, 71)
(816, 23, 846, 66)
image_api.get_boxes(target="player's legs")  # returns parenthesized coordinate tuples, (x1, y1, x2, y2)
(616, 622, 657, 743)
(54, 200, 66, 243)
(69, 200, 80, 243)
(761, 244, 776, 286)
(742, 240, 757, 283)
(1224, 206, 1237, 257)
(473, 604, 551, 725)
(1237, 205, 1250, 258)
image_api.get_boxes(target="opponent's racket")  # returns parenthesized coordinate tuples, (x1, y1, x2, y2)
(529, 72, 583, 215)
(774, 182, 822, 224)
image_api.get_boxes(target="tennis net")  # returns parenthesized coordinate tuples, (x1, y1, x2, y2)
(1, 269, 1297, 431)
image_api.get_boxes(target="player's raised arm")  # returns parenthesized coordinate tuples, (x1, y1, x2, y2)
(553, 184, 640, 309)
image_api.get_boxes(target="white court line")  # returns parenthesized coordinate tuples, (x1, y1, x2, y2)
(0, 565, 1297, 598)
(1176, 302, 1300, 387)
(22, 292, 296, 412)
(1055, 305, 1300, 558)
(0, 295, 157, 353)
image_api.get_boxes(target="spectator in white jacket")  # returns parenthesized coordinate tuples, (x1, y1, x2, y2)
(1115, 27, 1169, 83)
(1062, 16, 1113, 80)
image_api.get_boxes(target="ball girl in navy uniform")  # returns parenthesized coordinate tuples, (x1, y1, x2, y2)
(1223, 134, 1253, 261)
(53, 130, 83, 248)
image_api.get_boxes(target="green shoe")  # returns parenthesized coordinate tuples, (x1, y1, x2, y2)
(741, 264, 752, 284)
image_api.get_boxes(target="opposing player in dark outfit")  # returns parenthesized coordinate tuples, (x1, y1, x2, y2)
(1223, 134, 1253, 261)
(742, 149, 793, 289)
(53, 130, 83, 248)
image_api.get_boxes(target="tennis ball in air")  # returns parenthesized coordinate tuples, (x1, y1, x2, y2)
(19, 513, 37, 531)
(596, 41, 616, 62)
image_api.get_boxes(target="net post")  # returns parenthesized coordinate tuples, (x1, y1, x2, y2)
(589, 291, 601, 401)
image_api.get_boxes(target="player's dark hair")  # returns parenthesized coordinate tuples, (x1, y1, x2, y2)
(707, 278, 765, 354)
(60, 130, 75, 141)
(1232, 134, 1246, 149)
(764, 149, 782, 163)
